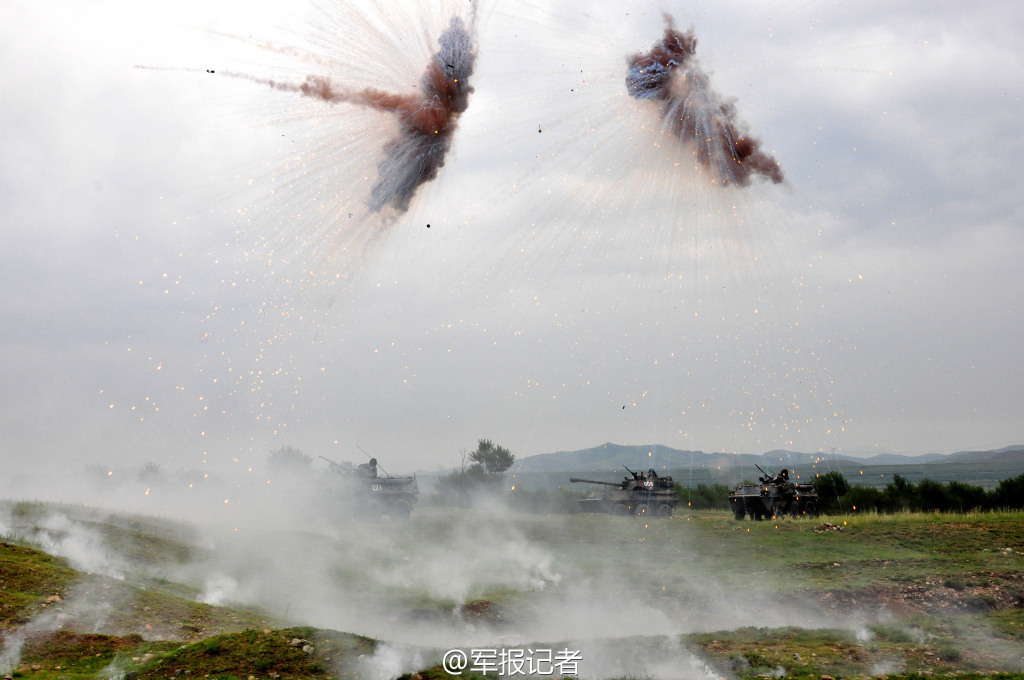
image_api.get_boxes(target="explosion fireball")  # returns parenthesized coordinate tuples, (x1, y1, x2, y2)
(221, 13, 476, 214)
(626, 14, 784, 187)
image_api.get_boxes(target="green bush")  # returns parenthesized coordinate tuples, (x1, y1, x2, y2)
(840, 472, 1024, 514)
(432, 466, 506, 507)
(881, 474, 917, 512)
(846, 485, 883, 513)
(676, 483, 732, 510)
(812, 471, 851, 514)
(992, 473, 1024, 509)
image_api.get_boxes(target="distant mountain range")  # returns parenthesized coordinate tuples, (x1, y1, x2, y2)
(508, 442, 1024, 474)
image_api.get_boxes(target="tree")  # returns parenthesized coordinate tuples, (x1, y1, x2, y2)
(137, 462, 167, 486)
(432, 440, 514, 506)
(812, 470, 851, 514)
(266, 445, 312, 476)
(468, 439, 514, 474)
(677, 483, 732, 510)
(992, 473, 1024, 510)
(882, 474, 917, 512)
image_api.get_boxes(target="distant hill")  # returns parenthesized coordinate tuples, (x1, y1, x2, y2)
(509, 442, 1024, 474)
(848, 453, 952, 465)
(947, 446, 1024, 464)
(510, 442, 849, 474)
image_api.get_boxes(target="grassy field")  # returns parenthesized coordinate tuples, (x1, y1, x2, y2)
(2, 502, 1024, 679)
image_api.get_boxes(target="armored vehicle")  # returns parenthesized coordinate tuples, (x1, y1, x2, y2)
(320, 456, 419, 522)
(570, 467, 679, 517)
(729, 466, 818, 520)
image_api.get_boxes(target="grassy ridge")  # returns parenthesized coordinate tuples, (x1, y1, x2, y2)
(0, 541, 374, 680)
(0, 541, 77, 626)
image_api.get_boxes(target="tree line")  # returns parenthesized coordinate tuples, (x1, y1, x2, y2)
(668, 471, 1024, 515)
(812, 470, 1024, 514)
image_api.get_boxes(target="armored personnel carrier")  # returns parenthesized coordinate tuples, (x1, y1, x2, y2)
(729, 466, 818, 520)
(570, 467, 679, 517)
(320, 456, 419, 522)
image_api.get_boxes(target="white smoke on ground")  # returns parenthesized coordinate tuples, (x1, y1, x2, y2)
(101, 660, 128, 680)
(0, 473, 880, 650)
(872, 658, 904, 675)
(362, 499, 562, 603)
(355, 643, 433, 680)
(6, 490, 1004, 678)
(145, 490, 871, 653)
(0, 631, 25, 675)
(31, 514, 127, 580)
(19, 581, 120, 637)
(0, 507, 127, 580)
(201, 573, 240, 606)
(569, 636, 720, 680)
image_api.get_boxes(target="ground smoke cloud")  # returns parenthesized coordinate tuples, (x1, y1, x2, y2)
(626, 15, 784, 186)
(222, 15, 476, 213)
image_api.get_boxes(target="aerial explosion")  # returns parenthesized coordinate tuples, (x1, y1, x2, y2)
(222, 14, 476, 214)
(625, 15, 784, 186)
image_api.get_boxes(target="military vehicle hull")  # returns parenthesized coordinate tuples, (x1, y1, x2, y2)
(576, 492, 677, 517)
(729, 482, 818, 520)
(571, 473, 679, 517)
(320, 457, 419, 522)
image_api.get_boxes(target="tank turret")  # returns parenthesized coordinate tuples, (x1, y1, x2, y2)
(570, 466, 678, 517)
(320, 455, 419, 522)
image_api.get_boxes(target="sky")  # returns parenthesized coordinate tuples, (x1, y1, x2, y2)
(1, 0, 1022, 478)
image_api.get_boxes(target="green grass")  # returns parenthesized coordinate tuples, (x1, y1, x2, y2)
(11, 627, 376, 680)
(0, 540, 78, 625)
(0, 541, 272, 639)
(123, 627, 376, 680)
(678, 509, 1024, 590)
(17, 631, 151, 680)
(359, 507, 1024, 621)
(0, 500, 200, 569)
(684, 619, 1024, 679)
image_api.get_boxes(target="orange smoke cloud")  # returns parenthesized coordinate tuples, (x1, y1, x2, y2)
(220, 15, 476, 213)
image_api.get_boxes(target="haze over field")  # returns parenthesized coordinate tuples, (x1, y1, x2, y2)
(1, 0, 1023, 479)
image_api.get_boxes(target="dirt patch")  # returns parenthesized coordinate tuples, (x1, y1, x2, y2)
(22, 630, 143, 660)
(818, 573, 1024, 616)
(459, 599, 503, 623)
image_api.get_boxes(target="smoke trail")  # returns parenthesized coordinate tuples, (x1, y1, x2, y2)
(217, 15, 476, 214)
(625, 14, 784, 186)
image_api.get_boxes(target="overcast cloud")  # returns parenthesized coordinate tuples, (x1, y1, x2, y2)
(1, 0, 1022, 478)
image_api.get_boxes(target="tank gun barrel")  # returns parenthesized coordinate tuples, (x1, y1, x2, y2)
(570, 477, 624, 487)
(320, 455, 344, 469)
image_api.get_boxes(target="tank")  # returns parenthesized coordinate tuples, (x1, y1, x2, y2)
(570, 467, 679, 517)
(320, 456, 419, 522)
(729, 467, 818, 520)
